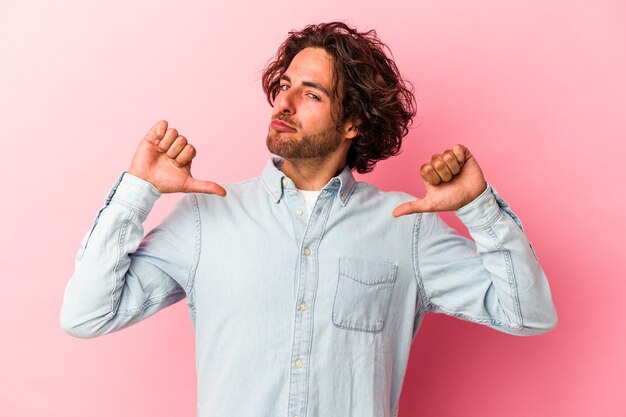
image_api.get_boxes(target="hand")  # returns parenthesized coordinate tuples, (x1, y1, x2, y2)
(393, 144, 486, 217)
(128, 120, 227, 196)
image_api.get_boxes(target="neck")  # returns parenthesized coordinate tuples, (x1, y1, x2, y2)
(281, 153, 347, 191)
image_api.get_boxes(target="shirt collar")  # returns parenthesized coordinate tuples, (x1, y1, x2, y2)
(261, 157, 357, 207)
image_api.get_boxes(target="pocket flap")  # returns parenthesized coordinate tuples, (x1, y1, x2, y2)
(339, 257, 397, 285)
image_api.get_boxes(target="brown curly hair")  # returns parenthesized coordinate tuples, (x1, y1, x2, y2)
(262, 22, 416, 173)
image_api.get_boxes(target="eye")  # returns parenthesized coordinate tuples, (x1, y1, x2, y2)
(279, 84, 290, 91)
(307, 93, 321, 101)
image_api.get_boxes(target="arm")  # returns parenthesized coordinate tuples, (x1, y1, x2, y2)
(60, 175, 197, 338)
(414, 185, 557, 335)
(395, 145, 557, 335)
(60, 120, 225, 338)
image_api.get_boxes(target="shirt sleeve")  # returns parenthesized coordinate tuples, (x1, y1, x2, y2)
(413, 183, 557, 335)
(60, 172, 201, 338)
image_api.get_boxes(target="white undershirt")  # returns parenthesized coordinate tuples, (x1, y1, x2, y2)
(296, 189, 321, 220)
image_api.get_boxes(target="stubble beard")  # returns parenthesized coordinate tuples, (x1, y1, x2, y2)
(266, 124, 343, 160)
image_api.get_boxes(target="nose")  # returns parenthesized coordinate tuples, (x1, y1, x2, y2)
(274, 87, 296, 115)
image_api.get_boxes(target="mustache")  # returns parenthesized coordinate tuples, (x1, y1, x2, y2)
(272, 113, 300, 128)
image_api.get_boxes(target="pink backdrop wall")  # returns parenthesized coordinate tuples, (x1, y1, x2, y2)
(1, 1, 625, 416)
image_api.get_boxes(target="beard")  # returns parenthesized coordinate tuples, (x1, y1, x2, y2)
(266, 123, 343, 160)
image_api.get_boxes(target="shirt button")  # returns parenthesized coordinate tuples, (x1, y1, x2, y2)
(282, 178, 289, 186)
(295, 359, 303, 368)
(121, 183, 129, 191)
(340, 194, 346, 202)
(295, 208, 303, 216)
(303, 247, 311, 256)
(274, 191, 279, 199)
(299, 302, 307, 311)
(488, 197, 495, 206)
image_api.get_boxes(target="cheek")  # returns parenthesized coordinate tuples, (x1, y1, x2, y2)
(308, 107, 334, 128)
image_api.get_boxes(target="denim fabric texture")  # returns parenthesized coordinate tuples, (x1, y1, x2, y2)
(61, 157, 557, 417)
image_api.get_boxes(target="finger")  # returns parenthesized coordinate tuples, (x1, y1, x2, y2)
(157, 128, 179, 152)
(175, 144, 196, 166)
(430, 154, 453, 182)
(392, 199, 434, 217)
(166, 135, 188, 159)
(184, 178, 227, 196)
(452, 144, 468, 166)
(144, 120, 168, 146)
(442, 149, 461, 175)
(420, 163, 442, 185)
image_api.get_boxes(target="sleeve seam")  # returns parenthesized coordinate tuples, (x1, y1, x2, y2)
(486, 226, 524, 328)
(412, 212, 432, 315)
(185, 194, 202, 310)
(106, 210, 134, 319)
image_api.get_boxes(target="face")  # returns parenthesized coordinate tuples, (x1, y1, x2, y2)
(266, 47, 354, 160)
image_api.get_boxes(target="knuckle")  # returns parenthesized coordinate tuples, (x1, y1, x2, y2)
(432, 159, 445, 170)
(176, 135, 188, 146)
(443, 150, 455, 161)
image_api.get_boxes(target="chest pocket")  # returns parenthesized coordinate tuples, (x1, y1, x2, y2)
(332, 257, 398, 333)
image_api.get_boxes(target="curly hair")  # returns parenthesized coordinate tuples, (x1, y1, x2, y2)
(262, 22, 416, 173)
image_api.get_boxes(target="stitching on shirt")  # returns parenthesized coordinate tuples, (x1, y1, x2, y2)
(487, 227, 523, 329)
(185, 194, 202, 309)
(428, 305, 509, 326)
(107, 210, 133, 319)
(412, 213, 431, 316)
(117, 284, 185, 314)
(338, 272, 396, 286)
(331, 321, 383, 333)
(110, 198, 151, 218)
(332, 257, 397, 333)
(466, 209, 502, 231)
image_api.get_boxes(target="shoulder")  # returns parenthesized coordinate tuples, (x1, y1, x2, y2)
(352, 180, 417, 207)
(186, 176, 271, 219)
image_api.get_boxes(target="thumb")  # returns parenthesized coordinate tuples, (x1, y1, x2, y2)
(392, 199, 434, 218)
(183, 178, 227, 196)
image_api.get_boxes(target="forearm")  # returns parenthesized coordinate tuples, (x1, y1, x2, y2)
(417, 184, 557, 335)
(458, 185, 557, 334)
(60, 173, 185, 338)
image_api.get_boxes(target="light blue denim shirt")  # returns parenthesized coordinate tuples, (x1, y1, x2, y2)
(61, 157, 557, 417)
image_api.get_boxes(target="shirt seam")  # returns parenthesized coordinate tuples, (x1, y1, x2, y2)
(412, 212, 432, 316)
(185, 193, 202, 312)
(486, 226, 524, 329)
(106, 209, 133, 319)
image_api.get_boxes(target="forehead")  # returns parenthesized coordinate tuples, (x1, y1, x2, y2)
(285, 47, 334, 87)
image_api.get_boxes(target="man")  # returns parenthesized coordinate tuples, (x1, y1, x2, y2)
(61, 22, 557, 417)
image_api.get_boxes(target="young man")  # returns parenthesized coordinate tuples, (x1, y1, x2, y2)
(61, 22, 557, 417)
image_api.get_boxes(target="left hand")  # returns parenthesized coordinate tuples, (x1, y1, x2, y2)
(393, 144, 487, 217)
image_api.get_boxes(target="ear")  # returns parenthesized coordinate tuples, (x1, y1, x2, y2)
(342, 119, 360, 140)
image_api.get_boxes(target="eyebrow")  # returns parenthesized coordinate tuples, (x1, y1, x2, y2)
(280, 74, 331, 98)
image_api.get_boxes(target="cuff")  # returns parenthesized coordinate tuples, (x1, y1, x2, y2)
(454, 183, 501, 229)
(106, 172, 161, 216)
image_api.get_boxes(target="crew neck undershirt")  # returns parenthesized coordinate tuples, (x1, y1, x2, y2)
(296, 189, 321, 219)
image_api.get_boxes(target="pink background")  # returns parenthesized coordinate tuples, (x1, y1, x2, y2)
(1, 1, 625, 416)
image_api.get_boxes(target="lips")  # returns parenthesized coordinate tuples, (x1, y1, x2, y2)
(270, 119, 296, 131)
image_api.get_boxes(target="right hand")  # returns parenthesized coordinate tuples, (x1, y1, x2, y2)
(128, 120, 227, 196)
